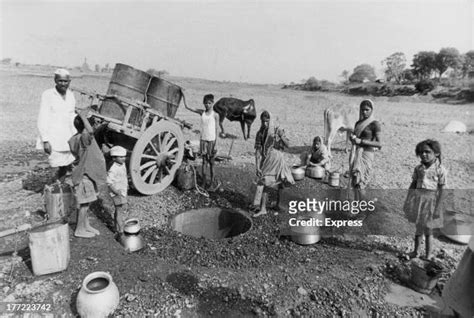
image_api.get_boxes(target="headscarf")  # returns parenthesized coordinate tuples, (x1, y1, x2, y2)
(353, 99, 375, 137)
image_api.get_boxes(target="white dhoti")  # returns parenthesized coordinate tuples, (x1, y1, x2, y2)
(48, 150, 75, 167)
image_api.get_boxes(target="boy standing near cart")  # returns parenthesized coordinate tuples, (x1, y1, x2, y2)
(184, 94, 220, 190)
(107, 146, 128, 235)
(68, 111, 107, 238)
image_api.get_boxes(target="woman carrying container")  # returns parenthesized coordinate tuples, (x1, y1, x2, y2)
(250, 111, 294, 217)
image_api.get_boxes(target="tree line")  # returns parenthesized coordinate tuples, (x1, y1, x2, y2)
(342, 47, 474, 84)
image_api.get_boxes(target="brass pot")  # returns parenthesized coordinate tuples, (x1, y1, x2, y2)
(306, 166, 325, 179)
(291, 166, 305, 181)
(119, 233, 144, 252)
(124, 218, 140, 234)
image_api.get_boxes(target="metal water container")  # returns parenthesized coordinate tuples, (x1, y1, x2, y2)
(100, 63, 151, 121)
(145, 76, 183, 118)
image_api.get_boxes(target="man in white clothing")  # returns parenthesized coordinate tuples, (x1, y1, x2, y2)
(36, 69, 77, 181)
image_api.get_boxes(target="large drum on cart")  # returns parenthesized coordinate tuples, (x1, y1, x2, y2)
(91, 63, 186, 195)
(100, 63, 151, 123)
(146, 76, 183, 118)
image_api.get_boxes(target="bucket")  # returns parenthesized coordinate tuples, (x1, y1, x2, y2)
(409, 259, 443, 294)
(29, 221, 70, 275)
(329, 172, 340, 187)
(44, 183, 74, 221)
(290, 211, 323, 245)
(441, 210, 473, 244)
(145, 76, 183, 118)
(100, 63, 151, 122)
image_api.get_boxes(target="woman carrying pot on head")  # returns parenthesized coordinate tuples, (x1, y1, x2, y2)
(250, 111, 295, 217)
(348, 99, 382, 200)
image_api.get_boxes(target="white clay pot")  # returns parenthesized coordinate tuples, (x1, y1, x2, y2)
(76, 271, 119, 318)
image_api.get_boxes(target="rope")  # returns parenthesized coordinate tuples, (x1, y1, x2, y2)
(190, 164, 209, 197)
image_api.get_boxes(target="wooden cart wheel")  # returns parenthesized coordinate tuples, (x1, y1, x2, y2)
(130, 121, 184, 195)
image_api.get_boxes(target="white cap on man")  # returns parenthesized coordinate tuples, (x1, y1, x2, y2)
(54, 68, 70, 77)
(110, 146, 127, 157)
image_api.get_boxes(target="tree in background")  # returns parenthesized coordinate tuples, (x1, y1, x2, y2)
(461, 50, 474, 78)
(412, 51, 436, 80)
(382, 52, 406, 84)
(349, 64, 376, 83)
(434, 47, 462, 78)
(401, 69, 416, 84)
(95, 64, 100, 72)
(304, 76, 321, 90)
(340, 70, 350, 82)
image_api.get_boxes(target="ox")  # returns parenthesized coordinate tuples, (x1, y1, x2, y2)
(213, 97, 257, 140)
(323, 105, 359, 156)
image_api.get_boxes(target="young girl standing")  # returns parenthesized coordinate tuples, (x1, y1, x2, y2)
(404, 139, 447, 260)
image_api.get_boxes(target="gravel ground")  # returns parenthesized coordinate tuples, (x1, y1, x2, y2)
(0, 69, 472, 316)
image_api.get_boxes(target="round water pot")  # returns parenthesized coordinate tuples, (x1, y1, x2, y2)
(76, 271, 120, 318)
(291, 166, 305, 181)
(306, 166, 325, 179)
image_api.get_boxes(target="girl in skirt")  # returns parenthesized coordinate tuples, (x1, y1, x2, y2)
(404, 139, 447, 260)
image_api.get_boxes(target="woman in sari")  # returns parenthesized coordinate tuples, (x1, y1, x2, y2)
(251, 111, 295, 217)
(349, 100, 382, 200)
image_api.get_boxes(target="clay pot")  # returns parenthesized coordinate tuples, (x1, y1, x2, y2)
(291, 166, 305, 181)
(76, 271, 119, 318)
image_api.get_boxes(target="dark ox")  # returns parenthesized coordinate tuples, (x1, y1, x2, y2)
(213, 97, 256, 140)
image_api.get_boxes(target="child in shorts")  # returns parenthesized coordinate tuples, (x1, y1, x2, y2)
(68, 111, 107, 238)
(107, 146, 128, 234)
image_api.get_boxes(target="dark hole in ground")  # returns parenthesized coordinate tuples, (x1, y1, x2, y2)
(170, 208, 252, 239)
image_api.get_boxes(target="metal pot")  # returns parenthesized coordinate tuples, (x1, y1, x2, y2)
(291, 166, 305, 181)
(306, 166, 325, 179)
(124, 218, 140, 234)
(119, 233, 144, 252)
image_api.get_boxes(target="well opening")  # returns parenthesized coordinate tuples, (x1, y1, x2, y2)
(170, 208, 252, 239)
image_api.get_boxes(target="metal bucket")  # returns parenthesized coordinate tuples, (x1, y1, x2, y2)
(100, 63, 151, 121)
(145, 76, 183, 118)
(29, 221, 70, 275)
(329, 172, 340, 187)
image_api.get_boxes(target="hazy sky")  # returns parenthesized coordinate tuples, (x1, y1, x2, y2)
(1, 0, 473, 83)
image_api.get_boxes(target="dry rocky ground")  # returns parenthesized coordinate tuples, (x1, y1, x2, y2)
(0, 67, 473, 317)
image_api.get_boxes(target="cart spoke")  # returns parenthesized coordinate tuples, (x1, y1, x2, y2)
(140, 160, 156, 171)
(147, 141, 159, 156)
(149, 168, 158, 184)
(168, 148, 179, 155)
(156, 134, 162, 152)
(161, 133, 171, 151)
(142, 165, 156, 181)
(141, 154, 156, 160)
(164, 137, 177, 152)
(164, 165, 171, 175)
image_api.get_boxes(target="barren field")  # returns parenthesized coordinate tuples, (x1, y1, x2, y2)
(0, 68, 473, 317)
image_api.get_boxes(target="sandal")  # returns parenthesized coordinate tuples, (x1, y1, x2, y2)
(407, 251, 419, 259)
(249, 205, 260, 213)
(252, 210, 268, 218)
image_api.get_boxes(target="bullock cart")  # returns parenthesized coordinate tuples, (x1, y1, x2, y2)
(74, 64, 191, 195)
